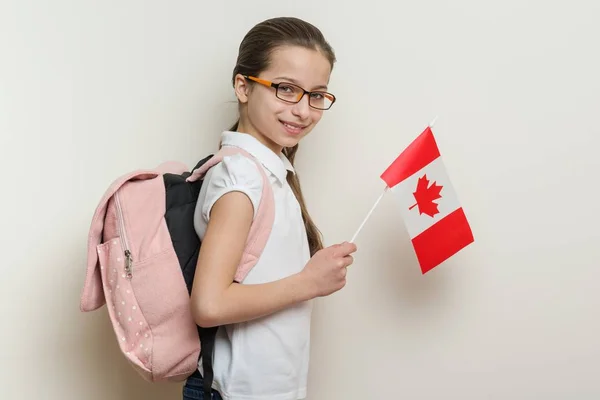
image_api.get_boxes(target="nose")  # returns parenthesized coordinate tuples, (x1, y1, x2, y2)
(291, 94, 311, 120)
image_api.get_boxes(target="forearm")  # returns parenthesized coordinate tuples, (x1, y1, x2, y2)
(193, 271, 315, 327)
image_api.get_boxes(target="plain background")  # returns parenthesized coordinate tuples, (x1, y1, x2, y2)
(1, 0, 599, 399)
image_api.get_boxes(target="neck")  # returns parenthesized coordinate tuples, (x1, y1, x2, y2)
(236, 119, 283, 154)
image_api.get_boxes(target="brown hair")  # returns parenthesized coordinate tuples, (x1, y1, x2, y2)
(230, 17, 336, 256)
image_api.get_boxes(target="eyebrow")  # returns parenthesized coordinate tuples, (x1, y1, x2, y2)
(273, 76, 328, 91)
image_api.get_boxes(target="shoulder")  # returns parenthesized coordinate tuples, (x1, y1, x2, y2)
(208, 153, 263, 187)
(196, 153, 264, 223)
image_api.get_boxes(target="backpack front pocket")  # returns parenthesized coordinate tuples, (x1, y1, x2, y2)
(97, 237, 153, 380)
(126, 244, 200, 381)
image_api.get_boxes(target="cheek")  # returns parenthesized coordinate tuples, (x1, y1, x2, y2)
(248, 96, 276, 124)
(255, 94, 283, 117)
(310, 110, 324, 125)
(271, 100, 292, 117)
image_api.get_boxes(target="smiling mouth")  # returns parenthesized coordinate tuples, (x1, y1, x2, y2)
(281, 120, 307, 128)
(280, 120, 308, 134)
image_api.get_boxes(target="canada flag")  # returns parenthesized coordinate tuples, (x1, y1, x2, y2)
(380, 126, 474, 274)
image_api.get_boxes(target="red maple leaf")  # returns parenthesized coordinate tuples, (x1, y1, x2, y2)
(408, 174, 443, 217)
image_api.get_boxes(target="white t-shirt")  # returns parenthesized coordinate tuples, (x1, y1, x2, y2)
(193, 131, 313, 400)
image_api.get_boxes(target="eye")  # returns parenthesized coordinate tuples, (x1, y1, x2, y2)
(278, 84, 295, 93)
(310, 92, 325, 100)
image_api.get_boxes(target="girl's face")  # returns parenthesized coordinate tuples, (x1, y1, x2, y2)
(234, 45, 333, 154)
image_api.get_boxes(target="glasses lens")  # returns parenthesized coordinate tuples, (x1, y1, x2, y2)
(276, 83, 334, 110)
(276, 83, 304, 102)
(309, 92, 334, 110)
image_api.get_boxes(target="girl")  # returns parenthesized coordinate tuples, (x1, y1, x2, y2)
(183, 16, 357, 400)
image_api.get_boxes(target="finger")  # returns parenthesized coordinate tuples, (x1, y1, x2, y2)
(340, 241, 357, 255)
(329, 243, 344, 257)
(343, 255, 354, 267)
(332, 242, 357, 259)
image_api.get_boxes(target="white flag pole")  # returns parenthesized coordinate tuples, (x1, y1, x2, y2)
(429, 115, 439, 128)
(350, 186, 388, 243)
(349, 116, 438, 243)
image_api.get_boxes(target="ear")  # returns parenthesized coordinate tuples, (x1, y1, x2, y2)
(233, 74, 250, 104)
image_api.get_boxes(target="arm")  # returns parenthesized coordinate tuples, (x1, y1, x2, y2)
(190, 190, 317, 328)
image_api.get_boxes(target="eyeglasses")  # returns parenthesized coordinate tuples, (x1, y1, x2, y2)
(244, 75, 336, 110)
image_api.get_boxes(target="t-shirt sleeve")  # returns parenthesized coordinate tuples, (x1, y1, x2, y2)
(196, 153, 263, 225)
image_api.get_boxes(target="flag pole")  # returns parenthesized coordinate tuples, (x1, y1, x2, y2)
(350, 186, 388, 243)
(429, 115, 438, 128)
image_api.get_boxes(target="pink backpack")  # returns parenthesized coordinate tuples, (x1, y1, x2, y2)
(80, 147, 274, 383)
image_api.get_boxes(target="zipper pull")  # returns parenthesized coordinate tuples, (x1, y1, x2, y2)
(124, 250, 133, 279)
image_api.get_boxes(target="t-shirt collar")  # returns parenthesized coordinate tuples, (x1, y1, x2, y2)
(220, 131, 294, 184)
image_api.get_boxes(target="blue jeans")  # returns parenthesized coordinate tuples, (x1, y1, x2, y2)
(182, 370, 223, 400)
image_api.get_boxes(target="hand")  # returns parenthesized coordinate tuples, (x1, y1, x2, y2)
(301, 241, 358, 298)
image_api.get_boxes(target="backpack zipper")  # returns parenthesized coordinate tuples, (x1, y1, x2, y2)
(115, 191, 133, 279)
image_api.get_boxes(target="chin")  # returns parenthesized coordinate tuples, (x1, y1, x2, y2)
(277, 134, 301, 147)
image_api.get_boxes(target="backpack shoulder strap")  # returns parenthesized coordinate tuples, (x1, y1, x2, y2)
(187, 146, 275, 283)
(191, 147, 275, 398)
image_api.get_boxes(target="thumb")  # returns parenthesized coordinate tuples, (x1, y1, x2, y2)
(328, 242, 348, 257)
(340, 241, 357, 255)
